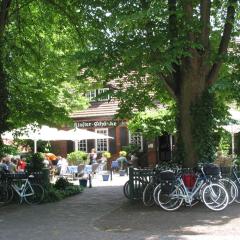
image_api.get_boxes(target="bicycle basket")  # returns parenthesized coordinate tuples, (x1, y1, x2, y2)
(159, 171, 176, 181)
(159, 171, 176, 194)
(203, 164, 220, 176)
(182, 173, 196, 189)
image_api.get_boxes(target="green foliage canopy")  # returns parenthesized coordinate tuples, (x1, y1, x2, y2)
(1, 0, 89, 130)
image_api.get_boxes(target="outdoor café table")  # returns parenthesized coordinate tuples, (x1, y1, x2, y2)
(67, 166, 78, 174)
(67, 165, 93, 187)
(67, 165, 93, 174)
(84, 165, 92, 174)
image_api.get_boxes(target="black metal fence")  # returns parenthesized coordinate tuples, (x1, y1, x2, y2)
(0, 169, 50, 186)
(127, 166, 240, 201)
(128, 167, 154, 200)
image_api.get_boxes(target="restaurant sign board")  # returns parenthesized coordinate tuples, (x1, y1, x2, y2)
(76, 120, 127, 128)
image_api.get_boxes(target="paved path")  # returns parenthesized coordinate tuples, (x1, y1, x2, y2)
(1, 178, 240, 240)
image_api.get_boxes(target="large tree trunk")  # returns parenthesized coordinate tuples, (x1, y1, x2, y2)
(0, 0, 12, 154)
(176, 63, 207, 168)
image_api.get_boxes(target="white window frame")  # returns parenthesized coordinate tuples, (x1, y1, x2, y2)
(129, 132, 143, 151)
(95, 128, 109, 152)
(77, 139, 87, 152)
(85, 90, 96, 102)
(97, 88, 109, 101)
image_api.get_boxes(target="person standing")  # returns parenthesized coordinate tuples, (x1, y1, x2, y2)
(89, 148, 97, 165)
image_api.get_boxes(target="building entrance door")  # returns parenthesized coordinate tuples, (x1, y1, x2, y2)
(158, 134, 174, 163)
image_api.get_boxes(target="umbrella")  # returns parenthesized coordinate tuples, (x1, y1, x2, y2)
(2, 126, 113, 153)
(222, 124, 240, 157)
(56, 128, 113, 151)
(45, 153, 57, 161)
(1, 125, 60, 153)
(229, 109, 240, 122)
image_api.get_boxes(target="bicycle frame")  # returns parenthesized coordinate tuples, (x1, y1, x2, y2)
(11, 178, 34, 203)
(175, 175, 205, 205)
(232, 166, 240, 184)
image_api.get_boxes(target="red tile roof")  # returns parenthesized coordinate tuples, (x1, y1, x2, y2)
(71, 100, 119, 119)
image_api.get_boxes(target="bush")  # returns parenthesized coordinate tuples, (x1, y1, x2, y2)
(26, 152, 44, 172)
(67, 151, 88, 165)
(122, 144, 140, 155)
(43, 181, 84, 203)
(54, 177, 72, 190)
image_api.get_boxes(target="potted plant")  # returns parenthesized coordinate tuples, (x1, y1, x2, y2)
(67, 151, 88, 165)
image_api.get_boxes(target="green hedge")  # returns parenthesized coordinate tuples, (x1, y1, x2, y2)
(43, 178, 84, 203)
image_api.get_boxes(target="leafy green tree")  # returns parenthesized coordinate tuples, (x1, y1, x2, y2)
(73, 0, 240, 167)
(128, 108, 175, 139)
(0, 0, 89, 132)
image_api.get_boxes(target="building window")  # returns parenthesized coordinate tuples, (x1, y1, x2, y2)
(97, 88, 109, 101)
(129, 132, 143, 151)
(85, 90, 96, 102)
(78, 140, 87, 152)
(95, 128, 108, 152)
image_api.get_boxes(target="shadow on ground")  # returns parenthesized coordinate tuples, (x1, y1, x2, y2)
(93, 186, 240, 239)
(1, 185, 240, 240)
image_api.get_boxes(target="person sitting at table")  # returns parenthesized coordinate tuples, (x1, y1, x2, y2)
(128, 153, 139, 168)
(116, 152, 129, 170)
(97, 153, 107, 171)
(0, 157, 9, 172)
(17, 157, 27, 172)
(8, 157, 17, 173)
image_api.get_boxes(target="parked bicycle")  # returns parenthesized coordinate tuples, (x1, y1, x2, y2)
(230, 162, 240, 203)
(156, 164, 229, 211)
(142, 165, 179, 207)
(0, 172, 44, 205)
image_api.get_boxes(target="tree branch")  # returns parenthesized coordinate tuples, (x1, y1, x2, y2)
(206, 0, 237, 86)
(181, 1, 194, 43)
(0, 0, 12, 39)
(159, 73, 177, 100)
(168, 0, 177, 41)
(200, 0, 211, 51)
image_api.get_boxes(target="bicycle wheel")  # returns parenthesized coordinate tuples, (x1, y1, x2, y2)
(234, 179, 240, 203)
(143, 183, 155, 207)
(123, 181, 131, 199)
(219, 178, 238, 204)
(202, 183, 229, 211)
(0, 183, 13, 205)
(0, 184, 8, 206)
(123, 178, 146, 200)
(157, 185, 184, 211)
(153, 183, 162, 206)
(24, 183, 44, 205)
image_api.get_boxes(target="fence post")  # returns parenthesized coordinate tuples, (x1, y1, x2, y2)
(42, 168, 50, 186)
(129, 167, 134, 200)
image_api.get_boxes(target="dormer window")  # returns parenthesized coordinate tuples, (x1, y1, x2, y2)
(85, 88, 110, 102)
(85, 90, 96, 102)
(98, 88, 109, 101)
